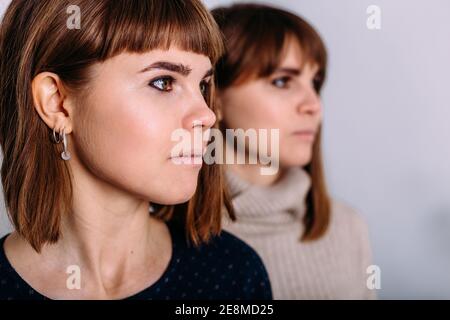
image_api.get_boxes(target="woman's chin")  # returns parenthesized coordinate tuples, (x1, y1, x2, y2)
(280, 153, 313, 168)
(152, 187, 198, 205)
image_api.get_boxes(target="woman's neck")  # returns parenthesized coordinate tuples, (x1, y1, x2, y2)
(223, 139, 285, 187)
(56, 158, 170, 298)
(6, 157, 171, 299)
(225, 163, 284, 187)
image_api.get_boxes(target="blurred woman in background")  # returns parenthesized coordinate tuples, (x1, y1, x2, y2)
(212, 3, 375, 299)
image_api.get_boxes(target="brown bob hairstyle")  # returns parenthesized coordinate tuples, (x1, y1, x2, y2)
(0, 0, 234, 252)
(212, 3, 331, 241)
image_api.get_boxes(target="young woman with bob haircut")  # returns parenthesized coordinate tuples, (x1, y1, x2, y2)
(0, 0, 272, 300)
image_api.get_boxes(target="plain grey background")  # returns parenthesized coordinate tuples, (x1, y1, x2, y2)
(1, 0, 449, 299)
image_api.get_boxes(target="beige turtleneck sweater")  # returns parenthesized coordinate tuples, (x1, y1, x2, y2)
(222, 167, 376, 300)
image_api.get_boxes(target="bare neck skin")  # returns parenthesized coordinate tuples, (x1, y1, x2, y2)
(4, 154, 171, 300)
(224, 142, 285, 187)
(225, 163, 284, 187)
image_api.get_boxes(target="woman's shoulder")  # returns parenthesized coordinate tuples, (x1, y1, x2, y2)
(328, 200, 376, 299)
(200, 230, 273, 299)
(0, 233, 12, 271)
(329, 199, 370, 238)
(0, 233, 46, 300)
(171, 218, 270, 274)
(328, 200, 373, 263)
(167, 220, 273, 299)
(168, 218, 267, 261)
(215, 230, 272, 274)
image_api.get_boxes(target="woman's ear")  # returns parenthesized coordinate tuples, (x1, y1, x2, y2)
(31, 72, 73, 133)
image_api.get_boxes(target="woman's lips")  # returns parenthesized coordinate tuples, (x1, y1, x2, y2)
(170, 155, 203, 166)
(292, 130, 316, 142)
(169, 149, 205, 166)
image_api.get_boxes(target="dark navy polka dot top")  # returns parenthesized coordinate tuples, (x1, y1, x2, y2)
(0, 219, 272, 300)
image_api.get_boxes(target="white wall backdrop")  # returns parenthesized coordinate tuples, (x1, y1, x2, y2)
(1, 0, 450, 299)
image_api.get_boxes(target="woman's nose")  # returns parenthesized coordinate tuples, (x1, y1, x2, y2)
(183, 99, 217, 131)
(296, 86, 322, 115)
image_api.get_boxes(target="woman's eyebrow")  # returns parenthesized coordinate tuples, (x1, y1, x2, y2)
(203, 68, 214, 79)
(139, 61, 192, 76)
(274, 68, 301, 76)
(139, 62, 213, 79)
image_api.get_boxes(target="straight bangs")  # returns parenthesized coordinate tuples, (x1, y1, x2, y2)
(37, 0, 224, 91)
(97, 0, 224, 64)
(214, 3, 327, 92)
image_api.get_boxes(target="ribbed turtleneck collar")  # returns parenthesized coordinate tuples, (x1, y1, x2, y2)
(225, 167, 311, 221)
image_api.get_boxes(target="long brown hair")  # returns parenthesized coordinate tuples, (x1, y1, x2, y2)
(212, 3, 331, 241)
(0, 0, 234, 252)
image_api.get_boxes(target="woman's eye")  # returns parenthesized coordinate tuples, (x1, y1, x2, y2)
(200, 80, 211, 100)
(272, 76, 291, 89)
(313, 75, 322, 88)
(149, 76, 174, 92)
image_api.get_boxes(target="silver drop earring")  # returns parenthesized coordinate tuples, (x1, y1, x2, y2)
(60, 127, 71, 161)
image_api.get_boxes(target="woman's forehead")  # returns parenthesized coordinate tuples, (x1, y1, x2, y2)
(278, 37, 319, 71)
